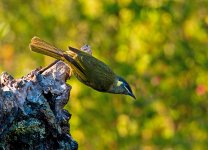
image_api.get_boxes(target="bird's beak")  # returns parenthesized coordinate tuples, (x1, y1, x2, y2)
(129, 92, 136, 100)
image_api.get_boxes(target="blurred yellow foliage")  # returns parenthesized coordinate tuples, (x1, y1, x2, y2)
(0, 44, 14, 70)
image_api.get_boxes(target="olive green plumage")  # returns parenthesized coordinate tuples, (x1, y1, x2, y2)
(29, 37, 135, 99)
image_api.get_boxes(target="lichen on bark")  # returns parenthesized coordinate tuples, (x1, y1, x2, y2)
(0, 61, 78, 150)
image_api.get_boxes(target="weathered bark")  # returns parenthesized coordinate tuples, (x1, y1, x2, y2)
(0, 61, 78, 150)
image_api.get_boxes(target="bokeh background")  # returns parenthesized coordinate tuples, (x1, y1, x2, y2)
(0, 0, 208, 149)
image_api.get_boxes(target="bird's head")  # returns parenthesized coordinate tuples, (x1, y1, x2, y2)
(108, 76, 136, 99)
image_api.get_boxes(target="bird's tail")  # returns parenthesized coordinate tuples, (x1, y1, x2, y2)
(29, 36, 64, 60)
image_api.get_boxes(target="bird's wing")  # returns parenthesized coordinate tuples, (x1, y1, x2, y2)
(77, 53, 116, 91)
(62, 53, 87, 81)
(68, 46, 82, 54)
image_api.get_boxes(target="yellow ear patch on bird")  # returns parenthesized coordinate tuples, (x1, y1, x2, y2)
(117, 80, 123, 87)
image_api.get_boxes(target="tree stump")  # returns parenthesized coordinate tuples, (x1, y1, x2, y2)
(0, 61, 78, 150)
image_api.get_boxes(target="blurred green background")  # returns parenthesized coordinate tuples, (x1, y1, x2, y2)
(0, 0, 208, 149)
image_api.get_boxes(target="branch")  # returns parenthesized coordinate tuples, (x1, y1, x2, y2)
(0, 61, 78, 150)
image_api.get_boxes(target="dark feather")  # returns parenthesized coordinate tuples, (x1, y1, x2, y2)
(62, 54, 86, 76)
(68, 46, 81, 54)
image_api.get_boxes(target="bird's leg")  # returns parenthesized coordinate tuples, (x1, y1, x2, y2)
(38, 60, 60, 74)
(68, 67, 72, 77)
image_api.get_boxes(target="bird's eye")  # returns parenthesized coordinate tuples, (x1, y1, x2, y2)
(118, 77, 133, 93)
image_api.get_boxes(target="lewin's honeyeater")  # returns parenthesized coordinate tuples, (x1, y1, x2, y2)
(29, 37, 136, 99)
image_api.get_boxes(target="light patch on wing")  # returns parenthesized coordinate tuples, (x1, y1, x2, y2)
(66, 50, 77, 59)
(117, 80, 123, 87)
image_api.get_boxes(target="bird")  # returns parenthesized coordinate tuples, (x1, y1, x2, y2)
(29, 37, 136, 99)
